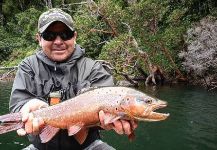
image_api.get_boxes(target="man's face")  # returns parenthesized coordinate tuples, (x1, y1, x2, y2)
(37, 22, 77, 62)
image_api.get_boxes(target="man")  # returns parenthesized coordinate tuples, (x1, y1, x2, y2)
(9, 8, 137, 150)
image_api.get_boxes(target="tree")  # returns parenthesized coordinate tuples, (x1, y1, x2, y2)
(179, 16, 217, 89)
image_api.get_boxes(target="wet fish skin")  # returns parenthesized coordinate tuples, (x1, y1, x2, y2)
(0, 87, 169, 143)
(33, 87, 168, 127)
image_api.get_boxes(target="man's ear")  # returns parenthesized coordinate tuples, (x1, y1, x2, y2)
(36, 33, 42, 46)
(74, 31, 77, 44)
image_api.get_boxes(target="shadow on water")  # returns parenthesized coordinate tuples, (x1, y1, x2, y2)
(0, 82, 217, 150)
(0, 82, 29, 149)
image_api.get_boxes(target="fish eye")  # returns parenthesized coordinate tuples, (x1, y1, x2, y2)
(145, 99, 152, 104)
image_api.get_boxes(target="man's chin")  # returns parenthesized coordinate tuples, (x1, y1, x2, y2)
(51, 55, 69, 62)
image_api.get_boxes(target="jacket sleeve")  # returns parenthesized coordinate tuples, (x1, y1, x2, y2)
(9, 59, 46, 113)
(76, 58, 114, 92)
(88, 61, 114, 87)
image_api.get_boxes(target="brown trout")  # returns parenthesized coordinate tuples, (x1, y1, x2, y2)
(0, 87, 169, 143)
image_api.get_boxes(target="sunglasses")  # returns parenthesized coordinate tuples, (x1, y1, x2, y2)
(40, 30, 75, 41)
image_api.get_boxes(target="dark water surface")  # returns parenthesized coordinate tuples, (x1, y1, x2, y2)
(0, 82, 217, 150)
(0, 82, 28, 149)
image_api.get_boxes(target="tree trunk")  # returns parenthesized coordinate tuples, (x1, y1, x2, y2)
(62, 0, 65, 5)
(44, 0, 53, 9)
(159, 41, 184, 79)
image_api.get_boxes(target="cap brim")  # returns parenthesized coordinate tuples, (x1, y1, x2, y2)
(39, 20, 74, 33)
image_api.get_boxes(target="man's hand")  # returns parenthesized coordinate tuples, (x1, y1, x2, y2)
(99, 110, 138, 135)
(17, 99, 48, 136)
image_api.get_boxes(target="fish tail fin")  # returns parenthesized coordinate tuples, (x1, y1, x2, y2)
(0, 112, 23, 134)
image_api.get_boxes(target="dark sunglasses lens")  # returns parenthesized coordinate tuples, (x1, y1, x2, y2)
(41, 31, 74, 41)
(41, 32, 56, 41)
(60, 31, 74, 40)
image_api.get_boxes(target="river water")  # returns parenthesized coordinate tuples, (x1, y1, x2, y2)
(0, 82, 217, 150)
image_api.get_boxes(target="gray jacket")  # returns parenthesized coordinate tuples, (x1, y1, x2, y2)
(9, 44, 114, 150)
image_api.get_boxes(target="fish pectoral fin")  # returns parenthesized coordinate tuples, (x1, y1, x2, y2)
(68, 123, 84, 136)
(104, 114, 122, 125)
(74, 128, 89, 144)
(39, 125, 60, 143)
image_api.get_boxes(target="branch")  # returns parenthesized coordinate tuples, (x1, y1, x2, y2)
(0, 67, 17, 80)
(85, 0, 118, 37)
(159, 41, 184, 78)
(96, 60, 138, 86)
(89, 28, 113, 34)
(0, 66, 18, 70)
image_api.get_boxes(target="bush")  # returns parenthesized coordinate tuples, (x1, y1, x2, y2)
(179, 16, 217, 78)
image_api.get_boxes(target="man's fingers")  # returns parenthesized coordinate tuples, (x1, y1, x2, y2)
(17, 99, 48, 136)
(17, 114, 44, 136)
(32, 117, 45, 135)
(38, 117, 45, 128)
(32, 118, 40, 135)
(99, 110, 114, 130)
(99, 110, 105, 126)
(25, 113, 34, 134)
(99, 111, 138, 135)
(113, 120, 124, 134)
(17, 128, 26, 136)
(120, 120, 131, 135)
(20, 106, 31, 122)
(130, 120, 138, 130)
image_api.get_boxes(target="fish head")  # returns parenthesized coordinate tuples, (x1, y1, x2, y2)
(120, 89, 169, 122)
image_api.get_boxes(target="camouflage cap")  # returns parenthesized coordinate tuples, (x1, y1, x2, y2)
(38, 8, 74, 33)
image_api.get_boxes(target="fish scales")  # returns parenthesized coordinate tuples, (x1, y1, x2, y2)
(0, 86, 169, 143)
(32, 87, 127, 128)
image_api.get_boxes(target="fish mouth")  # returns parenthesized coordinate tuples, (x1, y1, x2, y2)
(135, 101, 170, 122)
(149, 102, 169, 121)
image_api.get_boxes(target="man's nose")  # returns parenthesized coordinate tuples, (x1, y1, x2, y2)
(53, 36, 64, 44)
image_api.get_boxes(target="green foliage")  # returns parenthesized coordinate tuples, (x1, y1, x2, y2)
(0, 7, 41, 65)
(99, 33, 141, 79)
(1, 0, 217, 80)
(0, 27, 13, 63)
(74, 7, 104, 58)
(6, 8, 42, 46)
(2, 46, 37, 66)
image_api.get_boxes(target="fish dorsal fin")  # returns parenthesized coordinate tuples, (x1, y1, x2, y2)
(104, 114, 122, 125)
(67, 123, 84, 136)
(39, 125, 60, 143)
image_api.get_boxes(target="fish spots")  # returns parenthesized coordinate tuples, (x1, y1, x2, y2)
(105, 89, 112, 95)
